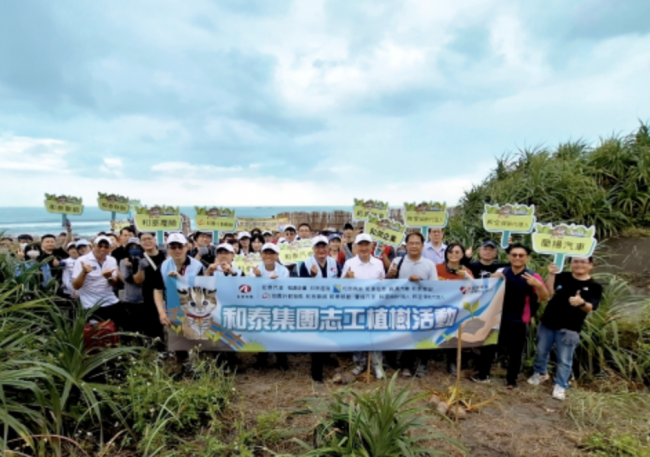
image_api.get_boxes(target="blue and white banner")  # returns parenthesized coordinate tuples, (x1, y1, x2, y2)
(164, 277, 505, 352)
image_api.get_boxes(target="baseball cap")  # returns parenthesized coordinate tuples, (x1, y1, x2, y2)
(354, 233, 373, 244)
(75, 239, 91, 248)
(261, 242, 280, 253)
(167, 233, 188, 245)
(283, 224, 296, 232)
(262, 230, 273, 236)
(94, 235, 112, 246)
(216, 243, 235, 253)
(481, 240, 499, 249)
(17, 234, 33, 242)
(329, 233, 342, 241)
(127, 237, 141, 246)
(67, 242, 77, 249)
(312, 235, 329, 247)
(237, 231, 251, 240)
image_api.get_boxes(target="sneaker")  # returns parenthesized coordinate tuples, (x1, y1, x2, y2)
(414, 364, 428, 378)
(374, 365, 384, 380)
(351, 364, 365, 376)
(527, 372, 550, 386)
(470, 375, 491, 384)
(401, 369, 412, 378)
(552, 385, 566, 401)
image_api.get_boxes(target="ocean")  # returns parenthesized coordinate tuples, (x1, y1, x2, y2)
(0, 206, 349, 237)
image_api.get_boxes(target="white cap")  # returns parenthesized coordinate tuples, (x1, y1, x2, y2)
(261, 242, 280, 253)
(312, 235, 329, 247)
(94, 235, 112, 245)
(237, 231, 251, 240)
(76, 239, 91, 248)
(277, 237, 287, 244)
(216, 243, 234, 253)
(262, 230, 273, 236)
(127, 237, 140, 245)
(67, 242, 77, 249)
(283, 224, 296, 232)
(167, 233, 188, 245)
(354, 233, 373, 244)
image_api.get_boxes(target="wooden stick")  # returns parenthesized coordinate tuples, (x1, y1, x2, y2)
(455, 323, 463, 425)
(366, 351, 372, 384)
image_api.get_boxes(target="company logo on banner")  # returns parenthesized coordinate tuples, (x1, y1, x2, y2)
(163, 277, 505, 352)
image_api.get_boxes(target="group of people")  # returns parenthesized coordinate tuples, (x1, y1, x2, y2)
(1, 220, 603, 401)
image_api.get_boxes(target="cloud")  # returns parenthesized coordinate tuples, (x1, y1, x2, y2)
(0, 0, 649, 207)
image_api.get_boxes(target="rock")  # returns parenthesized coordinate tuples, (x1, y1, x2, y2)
(447, 405, 467, 420)
(428, 394, 442, 406)
(436, 402, 449, 415)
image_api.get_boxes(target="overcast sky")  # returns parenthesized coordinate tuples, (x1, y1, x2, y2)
(1, 0, 649, 207)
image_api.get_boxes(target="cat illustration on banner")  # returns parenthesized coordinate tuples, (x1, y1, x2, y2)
(177, 287, 220, 340)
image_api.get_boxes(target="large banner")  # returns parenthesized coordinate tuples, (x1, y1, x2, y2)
(164, 277, 505, 352)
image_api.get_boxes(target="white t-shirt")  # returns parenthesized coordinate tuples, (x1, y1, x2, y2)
(72, 252, 119, 309)
(61, 257, 77, 296)
(341, 255, 386, 280)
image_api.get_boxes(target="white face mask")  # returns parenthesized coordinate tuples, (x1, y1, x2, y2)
(27, 250, 40, 260)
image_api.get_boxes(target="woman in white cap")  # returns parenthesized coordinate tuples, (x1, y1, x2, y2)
(238, 231, 252, 256)
(252, 243, 289, 279)
(206, 243, 243, 277)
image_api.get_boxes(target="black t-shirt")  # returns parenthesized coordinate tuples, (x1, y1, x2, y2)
(141, 251, 168, 305)
(40, 248, 69, 282)
(111, 246, 129, 265)
(468, 261, 510, 279)
(541, 272, 603, 333)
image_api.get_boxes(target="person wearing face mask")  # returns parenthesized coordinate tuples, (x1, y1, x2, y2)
(16, 234, 34, 259)
(17, 244, 53, 289)
(119, 238, 145, 307)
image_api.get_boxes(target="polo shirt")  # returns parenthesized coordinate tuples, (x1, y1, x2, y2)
(256, 262, 290, 278)
(152, 256, 204, 292)
(72, 252, 119, 309)
(390, 255, 438, 280)
(499, 267, 545, 324)
(422, 242, 447, 265)
(341, 256, 386, 280)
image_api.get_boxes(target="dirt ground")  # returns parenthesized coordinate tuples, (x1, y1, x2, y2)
(229, 352, 593, 457)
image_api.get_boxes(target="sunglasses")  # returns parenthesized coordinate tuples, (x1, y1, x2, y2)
(509, 253, 527, 258)
(168, 243, 184, 250)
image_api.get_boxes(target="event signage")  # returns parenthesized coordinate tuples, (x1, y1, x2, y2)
(44, 194, 84, 216)
(97, 192, 130, 214)
(236, 217, 289, 233)
(482, 203, 536, 248)
(233, 253, 262, 275)
(532, 223, 597, 268)
(111, 219, 132, 232)
(163, 276, 505, 352)
(278, 240, 313, 265)
(365, 212, 407, 247)
(133, 205, 182, 244)
(194, 207, 237, 232)
(352, 198, 389, 222)
(403, 202, 449, 229)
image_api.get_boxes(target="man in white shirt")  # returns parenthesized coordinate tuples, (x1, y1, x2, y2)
(72, 235, 124, 327)
(341, 233, 386, 379)
(386, 232, 438, 377)
(422, 228, 447, 265)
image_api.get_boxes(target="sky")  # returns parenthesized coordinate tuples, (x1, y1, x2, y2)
(1, 0, 649, 208)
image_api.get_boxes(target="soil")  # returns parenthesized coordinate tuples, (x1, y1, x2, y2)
(599, 236, 650, 291)
(230, 353, 590, 456)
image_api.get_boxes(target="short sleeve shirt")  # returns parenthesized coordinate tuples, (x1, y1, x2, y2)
(341, 256, 385, 280)
(391, 256, 438, 280)
(72, 252, 119, 309)
(541, 272, 602, 332)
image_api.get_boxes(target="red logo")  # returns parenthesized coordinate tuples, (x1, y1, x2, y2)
(239, 284, 252, 293)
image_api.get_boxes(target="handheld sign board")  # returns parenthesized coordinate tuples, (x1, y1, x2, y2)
(353, 198, 389, 222)
(482, 204, 536, 248)
(278, 239, 313, 265)
(97, 192, 130, 223)
(134, 205, 182, 244)
(365, 212, 407, 256)
(236, 217, 289, 233)
(195, 207, 237, 241)
(532, 223, 597, 269)
(233, 253, 262, 275)
(44, 193, 84, 226)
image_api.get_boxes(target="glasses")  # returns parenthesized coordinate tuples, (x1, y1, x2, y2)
(168, 243, 184, 250)
(509, 253, 527, 258)
(448, 250, 463, 255)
